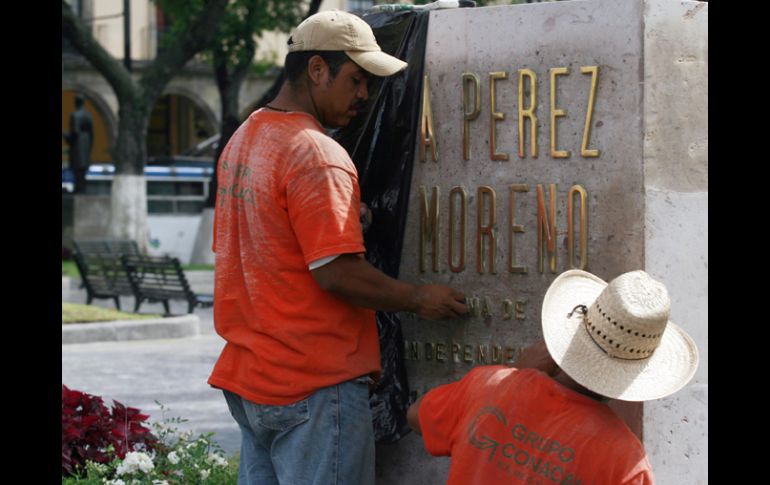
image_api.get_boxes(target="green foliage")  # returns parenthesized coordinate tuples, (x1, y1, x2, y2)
(62, 403, 238, 484)
(156, 0, 305, 70)
(151, 0, 211, 51)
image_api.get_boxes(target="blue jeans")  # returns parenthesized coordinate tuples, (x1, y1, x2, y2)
(223, 377, 375, 485)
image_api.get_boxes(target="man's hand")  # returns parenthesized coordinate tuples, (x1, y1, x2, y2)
(511, 339, 559, 376)
(412, 284, 467, 320)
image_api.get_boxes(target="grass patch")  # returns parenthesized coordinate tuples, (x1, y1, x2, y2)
(183, 264, 214, 271)
(62, 260, 79, 278)
(62, 302, 162, 324)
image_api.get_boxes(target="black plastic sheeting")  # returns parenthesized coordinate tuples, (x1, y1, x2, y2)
(332, 11, 429, 444)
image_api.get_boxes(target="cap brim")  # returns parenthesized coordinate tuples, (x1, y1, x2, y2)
(542, 270, 699, 401)
(346, 50, 407, 77)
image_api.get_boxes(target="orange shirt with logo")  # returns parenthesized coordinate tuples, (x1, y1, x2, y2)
(418, 366, 655, 485)
(208, 110, 379, 405)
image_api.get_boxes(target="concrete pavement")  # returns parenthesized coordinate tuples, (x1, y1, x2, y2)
(61, 277, 242, 456)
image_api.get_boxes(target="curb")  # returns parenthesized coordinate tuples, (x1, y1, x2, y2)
(62, 314, 201, 345)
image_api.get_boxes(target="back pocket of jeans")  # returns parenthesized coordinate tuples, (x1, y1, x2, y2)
(250, 398, 310, 432)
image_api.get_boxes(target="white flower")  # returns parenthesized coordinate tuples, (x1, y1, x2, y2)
(152, 480, 170, 485)
(167, 451, 180, 464)
(103, 479, 125, 485)
(88, 461, 109, 473)
(180, 430, 194, 440)
(116, 451, 155, 475)
(207, 453, 228, 468)
(200, 469, 210, 480)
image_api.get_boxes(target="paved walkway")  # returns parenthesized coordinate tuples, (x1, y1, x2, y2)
(61, 280, 242, 456)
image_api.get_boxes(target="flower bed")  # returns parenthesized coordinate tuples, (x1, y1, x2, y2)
(62, 386, 238, 484)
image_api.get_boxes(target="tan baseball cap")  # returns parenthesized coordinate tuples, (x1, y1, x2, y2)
(287, 10, 408, 77)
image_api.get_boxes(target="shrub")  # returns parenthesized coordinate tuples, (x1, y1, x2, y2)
(62, 385, 158, 476)
(62, 395, 238, 484)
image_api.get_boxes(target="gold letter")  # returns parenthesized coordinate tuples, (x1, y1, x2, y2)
(477, 345, 489, 365)
(463, 73, 481, 161)
(477, 186, 497, 274)
(515, 300, 527, 320)
(424, 342, 434, 361)
(508, 184, 529, 274)
(481, 296, 493, 318)
(452, 342, 461, 362)
(492, 345, 503, 363)
(489, 72, 509, 161)
(420, 75, 438, 162)
(463, 345, 474, 363)
(536, 184, 557, 273)
(436, 343, 447, 362)
(550, 67, 570, 158)
(409, 341, 419, 361)
(505, 347, 515, 363)
(580, 66, 600, 157)
(518, 68, 538, 158)
(567, 185, 588, 269)
(449, 186, 467, 272)
(419, 186, 440, 273)
(467, 297, 480, 317)
(502, 299, 513, 320)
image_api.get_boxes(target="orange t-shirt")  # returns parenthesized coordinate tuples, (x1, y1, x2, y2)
(207, 109, 379, 405)
(419, 367, 655, 485)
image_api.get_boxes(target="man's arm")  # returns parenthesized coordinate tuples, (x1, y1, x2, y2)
(406, 394, 425, 435)
(311, 253, 467, 320)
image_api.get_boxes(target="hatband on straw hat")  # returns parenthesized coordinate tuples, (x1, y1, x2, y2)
(287, 10, 407, 77)
(542, 269, 699, 401)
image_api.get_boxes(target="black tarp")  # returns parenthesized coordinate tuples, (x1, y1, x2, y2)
(333, 10, 430, 443)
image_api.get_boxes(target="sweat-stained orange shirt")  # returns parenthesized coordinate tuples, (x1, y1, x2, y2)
(207, 109, 379, 405)
(418, 367, 655, 485)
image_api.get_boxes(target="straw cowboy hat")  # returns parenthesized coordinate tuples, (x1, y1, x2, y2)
(542, 269, 699, 401)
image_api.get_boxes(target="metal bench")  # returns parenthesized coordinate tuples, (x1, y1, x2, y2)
(121, 254, 214, 315)
(72, 239, 141, 309)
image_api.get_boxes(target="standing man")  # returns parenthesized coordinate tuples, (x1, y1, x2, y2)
(208, 10, 468, 485)
(64, 94, 93, 194)
(408, 269, 699, 484)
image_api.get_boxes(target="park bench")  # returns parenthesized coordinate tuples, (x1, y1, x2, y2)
(121, 254, 214, 315)
(72, 239, 141, 309)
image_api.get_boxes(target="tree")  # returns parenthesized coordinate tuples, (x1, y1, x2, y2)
(250, 0, 322, 113)
(203, 0, 321, 207)
(61, 0, 228, 250)
(154, 0, 317, 211)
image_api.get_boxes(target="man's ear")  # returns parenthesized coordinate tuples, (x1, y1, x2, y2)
(306, 55, 327, 85)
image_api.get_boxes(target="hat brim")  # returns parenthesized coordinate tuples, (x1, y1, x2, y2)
(346, 50, 407, 77)
(542, 270, 699, 401)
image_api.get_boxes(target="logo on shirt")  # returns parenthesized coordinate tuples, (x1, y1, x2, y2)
(218, 160, 257, 208)
(467, 406, 584, 485)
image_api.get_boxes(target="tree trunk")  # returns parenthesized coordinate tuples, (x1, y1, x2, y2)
(111, 101, 150, 250)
